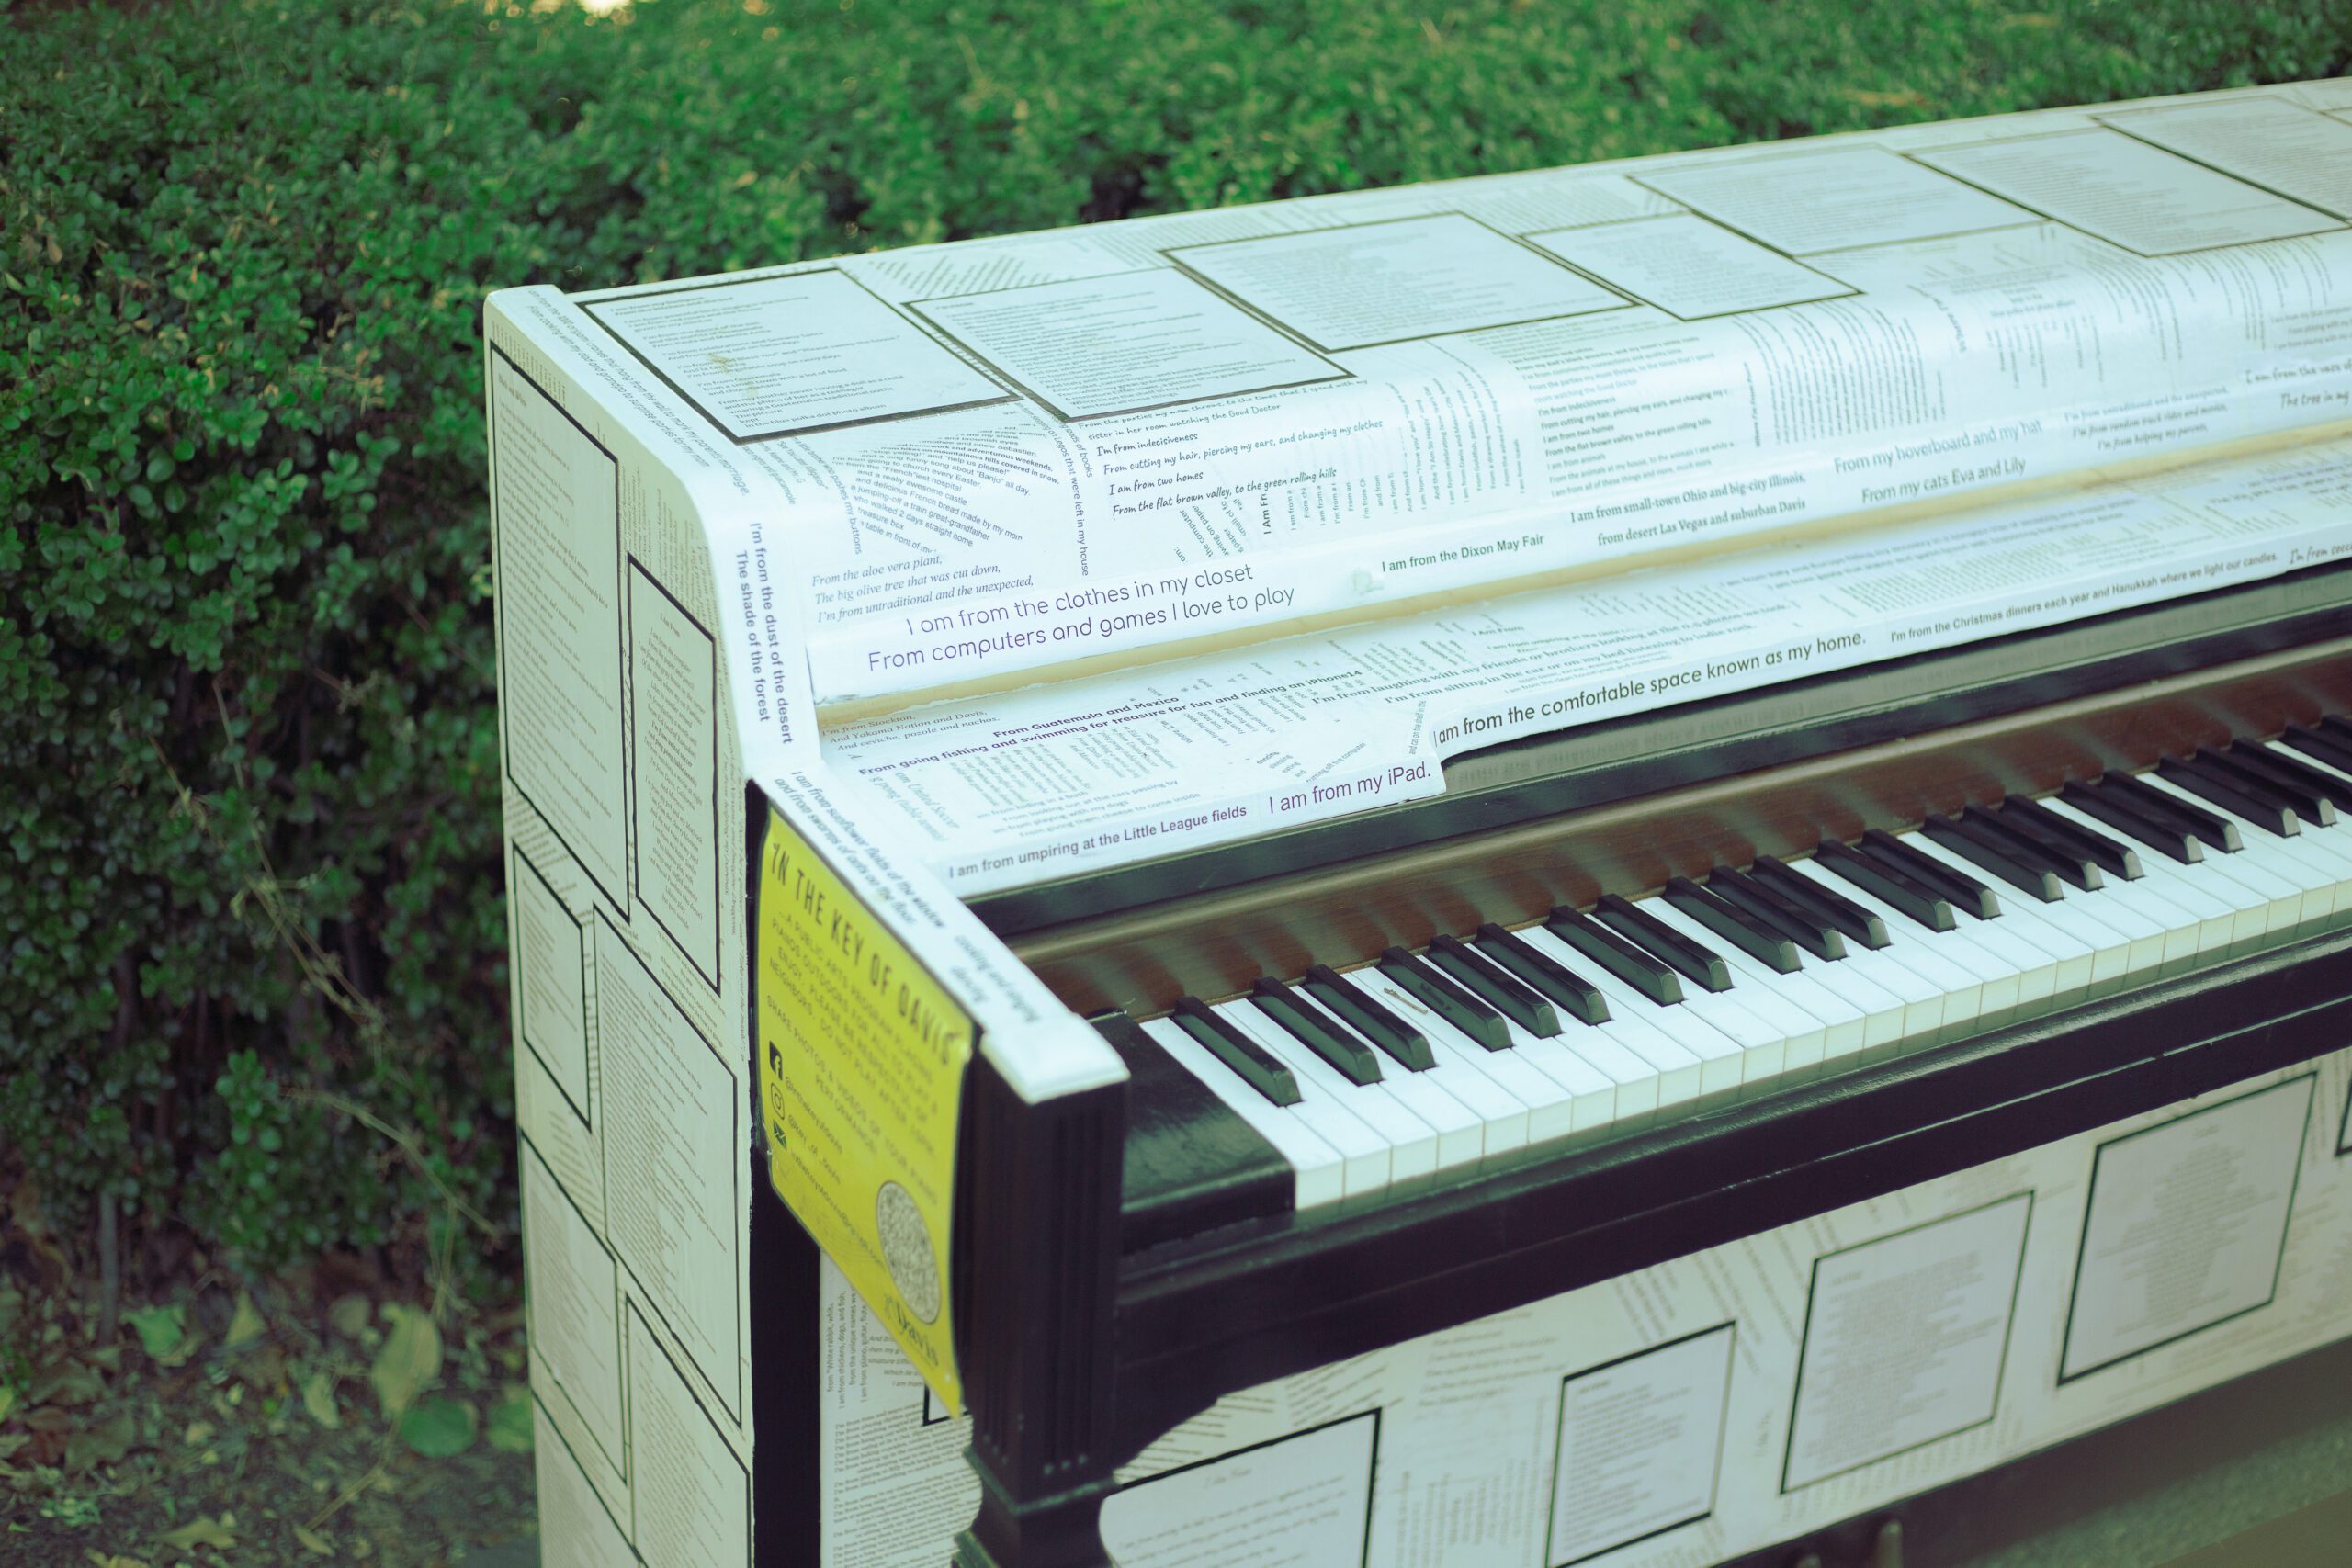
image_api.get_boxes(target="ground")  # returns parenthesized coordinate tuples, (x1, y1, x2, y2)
(1, 1189, 537, 1568)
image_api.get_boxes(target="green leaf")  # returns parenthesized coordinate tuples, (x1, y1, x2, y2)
(124, 1303, 187, 1360)
(25, 1360, 103, 1406)
(64, 1409, 137, 1472)
(158, 1516, 238, 1551)
(300, 1370, 341, 1429)
(223, 1292, 266, 1351)
(328, 1294, 373, 1340)
(397, 1394, 477, 1459)
(368, 1303, 440, 1418)
(485, 1388, 534, 1454)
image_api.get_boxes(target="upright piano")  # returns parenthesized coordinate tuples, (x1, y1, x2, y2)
(484, 77, 2352, 1568)
(934, 574, 2352, 1567)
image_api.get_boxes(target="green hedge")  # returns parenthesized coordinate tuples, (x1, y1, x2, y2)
(4, 0, 2346, 1284)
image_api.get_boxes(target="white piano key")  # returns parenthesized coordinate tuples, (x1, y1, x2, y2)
(1537, 1010, 1667, 1125)
(2153, 770, 2344, 925)
(1488, 1012, 1623, 1136)
(1333, 965, 1533, 1157)
(2240, 806, 2352, 914)
(1518, 925, 1745, 1100)
(1605, 923, 1797, 1091)
(2042, 795, 2260, 955)
(1810, 922, 1951, 1054)
(1898, 831, 2091, 1007)
(1185, 1007, 1391, 1201)
(2017, 866, 2155, 991)
(1946, 819, 2151, 990)
(1647, 891, 1905, 1066)
(1637, 897, 1845, 1075)
(1845, 859, 2031, 1022)
(1282, 987, 1489, 1173)
(2009, 825, 2176, 981)
(1142, 1016, 1347, 1210)
(1363, 972, 1581, 1147)
(2136, 773, 2331, 931)
(1217, 1000, 1430, 1191)
(1468, 931, 1673, 1118)
(1783, 857, 1994, 1040)
(1842, 968, 1946, 1059)
(1878, 835, 2057, 1013)
(2222, 762, 2352, 893)
(1579, 897, 1804, 1089)
(2256, 745, 2352, 911)
(1579, 998, 1709, 1114)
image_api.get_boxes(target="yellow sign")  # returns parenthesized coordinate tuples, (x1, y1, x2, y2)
(755, 806, 976, 1414)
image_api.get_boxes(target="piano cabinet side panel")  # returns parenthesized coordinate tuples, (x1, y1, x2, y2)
(811, 1043, 2352, 1568)
(488, 318, 759, 1565)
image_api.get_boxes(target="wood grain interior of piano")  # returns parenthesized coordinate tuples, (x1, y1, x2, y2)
(1001, 607, 2352, 1018)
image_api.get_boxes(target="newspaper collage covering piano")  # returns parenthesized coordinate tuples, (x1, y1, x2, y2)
(481, 77, 2352, 1567)
(795, 1048, 2352, 1568)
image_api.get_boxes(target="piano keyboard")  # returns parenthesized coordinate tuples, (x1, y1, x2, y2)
(1136, 721, 2352, 1210)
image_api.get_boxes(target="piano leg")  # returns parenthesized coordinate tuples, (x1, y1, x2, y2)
(954, 1057, 1127, 1568)
(955, 1464, 1117, 1568)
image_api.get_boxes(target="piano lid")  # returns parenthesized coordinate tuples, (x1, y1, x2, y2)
(824, 434, 2352, 905)
(551, 81, 2352, 721)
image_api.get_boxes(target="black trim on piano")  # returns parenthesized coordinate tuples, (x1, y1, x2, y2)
(1112, 931, 2352, 1446)
(747, 785, 1131, 1568)
(748, 1158, 820, 1568)
(747, 783, 820, 1568)
(1086, 928, 2352, 1540)
(1095, 1012, 1292, 1252)
(954, 1038, 1127, 1568)
(971, 561, 2352, 935)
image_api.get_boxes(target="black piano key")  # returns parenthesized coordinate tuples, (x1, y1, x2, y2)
(1474, 924, 1611, 1025)
(1814, 840, 1957, 932)
(1092, 1011, 1295, 1247)
(1749, 854, 1891, 949)
(2225, 742, 2350, 817)
(2203, 747, 2336, 827)
(1544, 903, 1687, 1005)
(1663, 876, 1802, 973)
(1990, 795, 2137, 883)
(1172, 996, 1301, 1107)
(1958, 803, 2103, 890)
(1429, 934, 1561, 1036)
(1707, 866, 1849, 960)
(2086, 770, 2240, 853)
(1378, 945, 1511, 1051)
(1860, 828, 2002, 919)
(2282, 721, 2352, 774)
(1594, 893, 1734, 993)
(1250, 977, 1383, 1087)
(2321, 715, 2352, 747)
(2058, 779, 2204, 864)
(1304, 964, 1432, 1071)
(2153, 755, 2295, 839)
(1922, 814, 2064, 903)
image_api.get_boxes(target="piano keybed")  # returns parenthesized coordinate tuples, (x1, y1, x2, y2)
(1072, 715, 2352, 1215)
(937, 600, 2352, 1568)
